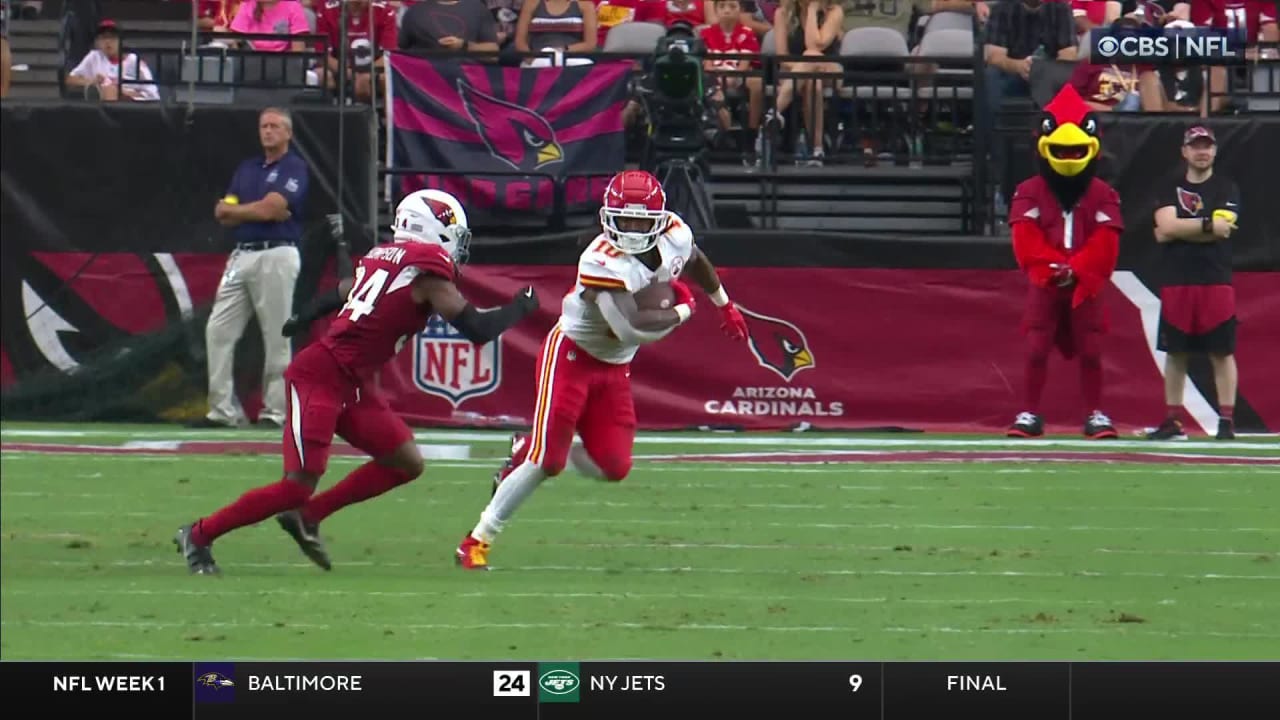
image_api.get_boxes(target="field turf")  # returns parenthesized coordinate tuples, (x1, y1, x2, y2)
(1, 422, 1277, 661)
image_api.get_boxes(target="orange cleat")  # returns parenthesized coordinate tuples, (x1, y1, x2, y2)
(455, 534, 491, 570)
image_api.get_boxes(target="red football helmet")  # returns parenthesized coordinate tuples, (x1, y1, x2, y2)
(599, 170, 667, 254)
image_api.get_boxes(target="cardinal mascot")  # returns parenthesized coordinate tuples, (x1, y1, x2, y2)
(1006, 85, 1123, 439)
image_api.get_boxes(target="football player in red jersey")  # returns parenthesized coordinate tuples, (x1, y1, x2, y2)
(455, 170, 749, 570)
(174, 190, 539, 574)
(315, 0, 398, 104)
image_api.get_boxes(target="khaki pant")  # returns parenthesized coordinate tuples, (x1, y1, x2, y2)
(205, 245, 301, 425)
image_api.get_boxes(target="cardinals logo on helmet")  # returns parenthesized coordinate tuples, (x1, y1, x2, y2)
(458, 79, 563, 172)
(738, 306, 815, 382)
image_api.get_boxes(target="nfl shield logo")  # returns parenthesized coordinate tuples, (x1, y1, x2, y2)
(413, 314, 502, 407)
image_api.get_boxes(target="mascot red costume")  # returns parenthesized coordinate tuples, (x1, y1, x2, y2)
(1007, 85, 1123, 439)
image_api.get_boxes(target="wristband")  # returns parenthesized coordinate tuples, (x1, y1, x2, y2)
(1202, 216, 1213, 233)
(709, 287, 730, 307)
(674, 304, 692, 323)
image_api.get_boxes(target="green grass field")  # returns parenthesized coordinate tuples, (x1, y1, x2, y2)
(1, 423, 1277, 661)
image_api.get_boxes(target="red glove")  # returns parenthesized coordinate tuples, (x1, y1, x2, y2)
(670, 280, 696, 316)
(718, 301, 748, 341)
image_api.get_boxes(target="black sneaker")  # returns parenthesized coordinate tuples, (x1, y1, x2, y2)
(1146, 417, 1187, 440)
(1083, 410, 1118, 439)
(1216, 418, 1235, 440)
(173, 523, 219, 575)
(1006, 411, 1044, 438)
(276, 510, 331, 570)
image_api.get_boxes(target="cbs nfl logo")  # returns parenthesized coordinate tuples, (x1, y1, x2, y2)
(412, 314, 502, 407)
(1090, 26, 1244, 65)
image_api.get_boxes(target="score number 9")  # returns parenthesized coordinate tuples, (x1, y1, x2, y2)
(849, 674, 863, 692)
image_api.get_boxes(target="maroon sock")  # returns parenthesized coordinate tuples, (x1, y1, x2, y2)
(1166, 405, 1182, 421)
(1080, 356, 1103, 412)
(193, 478, 313, 545)
(1024, 357, 1049, 413)
(301, 462, 414, 525)
(1220, 404, 1234, 421)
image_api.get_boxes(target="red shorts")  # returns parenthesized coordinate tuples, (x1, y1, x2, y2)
(1022, 285, 1105, 358)
(281, 344, 414, 476)
(1158, 284, 1236, 354)
(527, 325, 636, 478)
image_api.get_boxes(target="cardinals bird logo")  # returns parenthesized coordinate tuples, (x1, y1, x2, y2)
(457, 79, 563, 171)
(1177, 187, 1204, 216)
(197, 672, 235, 689)
(738, 307, 815, 382)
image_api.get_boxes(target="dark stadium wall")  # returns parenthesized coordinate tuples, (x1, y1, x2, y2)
(1, 104, 1276, 433)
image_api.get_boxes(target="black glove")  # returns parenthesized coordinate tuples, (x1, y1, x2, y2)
(282, 314, 302, 337)
(512, 285, 539, 315)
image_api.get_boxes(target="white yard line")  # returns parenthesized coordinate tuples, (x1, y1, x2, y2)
(3, 619, 1276, 641)
(26, 558, 1280, 581)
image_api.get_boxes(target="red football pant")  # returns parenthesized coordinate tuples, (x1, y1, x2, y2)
(1023, 286, 1105, 412)
(526, 325, 635, 480)
(283, 345, 415, 477)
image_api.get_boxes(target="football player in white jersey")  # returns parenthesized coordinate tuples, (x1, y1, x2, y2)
(456, 169, 749, 569)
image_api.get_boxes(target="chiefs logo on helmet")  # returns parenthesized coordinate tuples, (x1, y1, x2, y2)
(738, 307, 815, 382)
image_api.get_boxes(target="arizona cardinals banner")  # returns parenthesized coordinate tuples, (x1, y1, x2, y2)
(386, 53, 632, 225)
(361, 266, 1280, 435)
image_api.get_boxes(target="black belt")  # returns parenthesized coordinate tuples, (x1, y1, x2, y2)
(236, 240, 295, 251)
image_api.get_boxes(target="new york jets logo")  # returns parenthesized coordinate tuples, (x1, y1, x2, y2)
(539, 669, 579, 695)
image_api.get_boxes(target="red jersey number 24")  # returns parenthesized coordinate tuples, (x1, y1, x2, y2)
(342, 265, 389, 322)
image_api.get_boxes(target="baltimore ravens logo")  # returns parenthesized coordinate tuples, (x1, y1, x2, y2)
(196, 672, 235, 689)
(1177, 187, 1204, 216)
(738, 306, 815, 382)
(457, 79, 563, 172)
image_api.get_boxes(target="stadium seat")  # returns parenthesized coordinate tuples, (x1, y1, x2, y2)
(915, 29, 975, 100)
(839, 27, 912, 100)
(1248, 65, 1280, 112)
(603, 21, 666, 53)
(921, 11, 974, 35)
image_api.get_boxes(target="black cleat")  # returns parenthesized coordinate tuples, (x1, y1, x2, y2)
(276, 510, 332, 570)
(1146, 417, 1187, 440)
(173, 523, 220, 575)
(1006, 411, 1045, 438)
(1083, 410, 1118, 439)
(1216, 418, 1235, 440)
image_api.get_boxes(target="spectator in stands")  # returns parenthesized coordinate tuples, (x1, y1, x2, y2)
(594, 0, 666, 47)
(702, 0, 765, 163)
(197, 0, 242, 30)
(1189, 0, 1278, 112)
(1134, 14, 1201, 112)
(770, 0, 842, 166)
(489, 0, 524, 46)
(984, 0, 1076, 104)
(315, 0, 397, 103)
(1070, 16, 1145, 111)
(666, 0, 706, 31)
(1071, 0, 1122, 37)
(230, 0, 312, 51)
(399, 0, 501, 53)
(65, 20, 161, 102)
(514, 0, 598, 64)
(704, 0, 772, 35)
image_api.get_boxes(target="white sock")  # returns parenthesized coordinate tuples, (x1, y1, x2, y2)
(471, 460, 547, 543)
(568, 439, 606, 480)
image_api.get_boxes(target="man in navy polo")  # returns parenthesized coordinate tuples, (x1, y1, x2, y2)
(193, 106, 308, 428)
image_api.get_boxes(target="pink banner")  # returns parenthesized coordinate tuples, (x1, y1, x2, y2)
(364, 267, 1280, 435)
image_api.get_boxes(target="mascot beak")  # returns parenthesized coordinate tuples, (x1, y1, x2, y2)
(536, 142, 562, 166)
(1038, 123, 1100, 177)
(791, 348, 814, 369)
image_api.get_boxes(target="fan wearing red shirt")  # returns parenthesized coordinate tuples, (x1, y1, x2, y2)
(701, 0, 762, 146)
(315, 0, 398, 103)
(665, 0, 706, 31)
(594, 0, 667, 47)
(1190, 0, 1278, 42)
(1071, 0, 1122, 35)
(195, 0, 240, 31)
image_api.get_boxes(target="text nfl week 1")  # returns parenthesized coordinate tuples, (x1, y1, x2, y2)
(54, 674, 365, 692)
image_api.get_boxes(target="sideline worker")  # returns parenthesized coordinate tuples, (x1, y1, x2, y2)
(192, 106, 308, 428)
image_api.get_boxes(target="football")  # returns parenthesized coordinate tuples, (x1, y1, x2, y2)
(633, 281, 675, 310)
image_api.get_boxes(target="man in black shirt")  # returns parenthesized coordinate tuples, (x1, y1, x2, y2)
(1149, 125, 1240, 440)
(398, 0, 501, 54)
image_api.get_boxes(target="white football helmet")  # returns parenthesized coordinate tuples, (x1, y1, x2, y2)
(392, 189, 472, 262)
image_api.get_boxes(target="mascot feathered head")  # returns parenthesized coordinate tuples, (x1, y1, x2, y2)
(1036, 84, 1102, 208)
